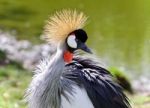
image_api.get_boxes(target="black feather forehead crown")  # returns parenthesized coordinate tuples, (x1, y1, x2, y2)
(43, 9, 88, 45)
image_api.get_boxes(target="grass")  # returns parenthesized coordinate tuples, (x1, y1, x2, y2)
(0, 65, 31, 108)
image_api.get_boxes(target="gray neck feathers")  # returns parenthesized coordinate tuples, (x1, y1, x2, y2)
(25, 45, 65, 108)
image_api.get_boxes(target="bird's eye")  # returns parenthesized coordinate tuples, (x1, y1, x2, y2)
(67, 35, 77, 49)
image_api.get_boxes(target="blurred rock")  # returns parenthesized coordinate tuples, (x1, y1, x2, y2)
(133, 76, 150, 95)
(0, 32, 53, 70)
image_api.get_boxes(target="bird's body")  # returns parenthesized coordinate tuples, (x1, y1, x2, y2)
(61, 84, 94, 108)
(25, 9, 130, 108)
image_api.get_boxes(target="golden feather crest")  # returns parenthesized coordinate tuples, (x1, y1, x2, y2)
(44, 9, 88, 44)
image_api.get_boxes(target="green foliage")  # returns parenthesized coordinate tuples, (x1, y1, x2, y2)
(9, 60, 24, 70)
(108, 67, 133, 94)
(109, 67, 128, 78)
(0, 50, 6, 61)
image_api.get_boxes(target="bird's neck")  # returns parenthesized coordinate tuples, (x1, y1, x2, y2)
(38, 46, 65, 108)
(47, 46, 65, 80)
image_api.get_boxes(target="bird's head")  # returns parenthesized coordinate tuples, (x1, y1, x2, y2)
(44, 9, 92, 63)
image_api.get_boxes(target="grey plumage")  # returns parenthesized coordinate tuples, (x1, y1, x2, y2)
(25, 46, 65, 108)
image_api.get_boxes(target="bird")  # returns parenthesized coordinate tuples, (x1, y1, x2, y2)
(25, 9, 131, 108)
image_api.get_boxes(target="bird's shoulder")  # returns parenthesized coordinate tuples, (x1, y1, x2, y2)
(63, 56, 130, 108)
(63, 56, 112, 84)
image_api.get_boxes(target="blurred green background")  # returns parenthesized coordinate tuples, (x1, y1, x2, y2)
(1, 0, 150, 77)
(0, 0, 150, 108)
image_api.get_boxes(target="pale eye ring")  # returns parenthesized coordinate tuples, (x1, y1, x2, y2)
(67, 35, 77, 48)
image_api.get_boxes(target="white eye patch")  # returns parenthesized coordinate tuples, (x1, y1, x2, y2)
(67, 35, 77, 48)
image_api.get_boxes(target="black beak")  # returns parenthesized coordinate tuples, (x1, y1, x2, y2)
(78, 42, 92, 54)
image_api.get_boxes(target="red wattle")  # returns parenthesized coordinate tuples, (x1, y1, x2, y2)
(63, 51, 73, 63)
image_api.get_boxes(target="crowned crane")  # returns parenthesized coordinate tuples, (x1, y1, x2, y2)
(25, 9, 131, 108)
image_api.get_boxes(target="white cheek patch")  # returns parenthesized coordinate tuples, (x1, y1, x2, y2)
(67, 35, 77, 48)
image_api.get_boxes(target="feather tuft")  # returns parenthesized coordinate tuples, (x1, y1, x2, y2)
(43, 9, 88, 45)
